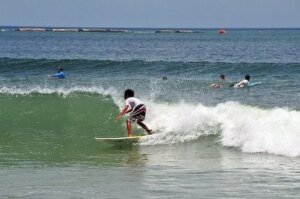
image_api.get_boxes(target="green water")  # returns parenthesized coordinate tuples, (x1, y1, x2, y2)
(0, 94, 137, 165)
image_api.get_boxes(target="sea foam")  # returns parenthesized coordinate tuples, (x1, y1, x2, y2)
(0, 85, 117, 97)
(141, 101, 300, 157)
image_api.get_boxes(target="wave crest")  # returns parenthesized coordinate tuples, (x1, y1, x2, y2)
(142, 101, 300, 157)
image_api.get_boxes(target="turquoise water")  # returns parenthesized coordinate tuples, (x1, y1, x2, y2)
(0, 29, 300, 198)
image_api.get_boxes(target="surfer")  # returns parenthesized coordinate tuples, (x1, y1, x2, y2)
(234, 74, 250, 88)
(115, 89, 152, 137)
(48, 66, 65, 79)
(211, 74, 226, 88)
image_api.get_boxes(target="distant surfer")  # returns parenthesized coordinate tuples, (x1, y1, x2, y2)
(162, 76, 168, 80)
(234, 74, 250, 88)
(48, 66, 65, 79)
(211, 74, 226, 88)
(115, 89, 152, 137)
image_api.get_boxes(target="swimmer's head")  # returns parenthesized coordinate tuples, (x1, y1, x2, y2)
(220, 74, 225, 80)
(245, 74, 250, 81)
(57, 66, 63, 72)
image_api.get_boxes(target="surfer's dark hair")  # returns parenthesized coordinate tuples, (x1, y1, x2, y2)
(57, 66, 63, 72)
(124, 89, 134, 99)
(245, 74, 250, 81)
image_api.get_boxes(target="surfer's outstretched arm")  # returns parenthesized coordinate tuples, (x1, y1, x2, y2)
(48, 72, 65, 79)
(115, 105, 133, 136)
(115, 105, 131, 121)
(48, 67, 65, 79)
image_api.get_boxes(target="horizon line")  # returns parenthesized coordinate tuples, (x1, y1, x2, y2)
(1, 25, 300, 30)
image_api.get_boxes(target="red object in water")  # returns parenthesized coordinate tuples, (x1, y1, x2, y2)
(218, 29, 226, 34)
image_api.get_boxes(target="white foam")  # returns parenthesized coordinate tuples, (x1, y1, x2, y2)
(140, 102, 219, 145)
(0, 85, 118, 98)
(141, 101, 300, 157)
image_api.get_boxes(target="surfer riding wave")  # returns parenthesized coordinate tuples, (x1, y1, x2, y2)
(115, 89, 152, 136)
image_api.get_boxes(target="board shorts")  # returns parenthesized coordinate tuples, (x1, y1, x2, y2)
(127, 104, 146, 123)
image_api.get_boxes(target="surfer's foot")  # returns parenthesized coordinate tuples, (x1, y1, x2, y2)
(147, 130, 153, 135)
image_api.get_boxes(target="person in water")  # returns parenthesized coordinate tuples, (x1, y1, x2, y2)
(115, 89, 152, 137)
(211, 74, 226, 88)
(234, 74, 250, 88)
(48, 66, 65, 79)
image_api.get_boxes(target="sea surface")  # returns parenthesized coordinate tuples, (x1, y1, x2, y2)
(0, 29, 300, 198)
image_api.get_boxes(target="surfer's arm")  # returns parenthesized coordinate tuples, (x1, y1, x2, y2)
(211, 83, 221, 88)
(234, 80, 247, 88)
(48, 72, 65, 78)
(48, 73, 59, 78)
(115, 105, 131, 121)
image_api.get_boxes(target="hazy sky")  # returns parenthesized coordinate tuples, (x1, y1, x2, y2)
(1, 0, 299, 28)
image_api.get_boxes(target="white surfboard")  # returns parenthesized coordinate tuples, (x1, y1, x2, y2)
(248, 81, 262, 87)
(94, 136, 144, 144)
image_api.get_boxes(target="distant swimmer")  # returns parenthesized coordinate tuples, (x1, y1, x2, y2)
(162, 76, 168, 80)
(48, 66, 65, 79)
(211, 74, 226, 88)
(115, 89, 152, 137)
(234, 74, 250, 88)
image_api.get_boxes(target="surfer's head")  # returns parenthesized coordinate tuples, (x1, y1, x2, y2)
(245, 74, 250, 81)
(57, 66, 63, 72)
(124, 89, 134, 99)
(220, 74, 225, 80)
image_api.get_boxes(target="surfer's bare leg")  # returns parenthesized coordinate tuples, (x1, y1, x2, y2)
(126, 121, 132, 137)
(137, 121, 152, 135)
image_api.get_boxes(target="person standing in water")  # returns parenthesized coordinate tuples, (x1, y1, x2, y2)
(48, 66, 65, 79)
(115, 89, 152, 137)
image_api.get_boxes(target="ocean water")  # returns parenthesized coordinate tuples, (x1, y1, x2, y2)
(0, 29, 300, 198)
